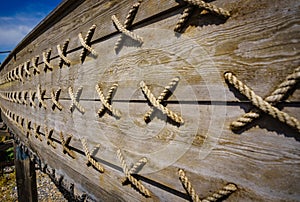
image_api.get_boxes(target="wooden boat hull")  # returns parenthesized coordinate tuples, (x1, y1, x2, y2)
(0, 0, 299, 201)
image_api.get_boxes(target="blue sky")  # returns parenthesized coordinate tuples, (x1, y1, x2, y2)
(0, 0, 62, 63)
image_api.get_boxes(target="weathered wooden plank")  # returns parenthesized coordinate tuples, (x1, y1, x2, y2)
(0, 0, 299, 201)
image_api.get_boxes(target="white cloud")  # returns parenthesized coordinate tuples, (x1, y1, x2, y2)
(0, 15, 41, 48)
(0, 25, 33, 46)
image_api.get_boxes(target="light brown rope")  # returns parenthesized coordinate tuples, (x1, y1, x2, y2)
(114, 1, 143, 52)
(24, 119, 32, 138)
(178, 169, 237, 202)
(112, 15, 143, 45)
(57, 39, 71, 67)
(51, 88, 63, 111)
(117, 149, 151, 197)
(174, 6, 195, 33)
(24, 60, 31, 77)
(95, 83, 121, 118)
(33, 123, 43, 142)
(60, 132, 76, 159)
(144, 77, 180, 123)
(230, 67, 300, 131)
(21, 91, 27, 105)
(121, 157, 147, 184)
(32, 56, 40, 74)
(183, 0, 230, 18)
(140, 81, 184, 124)
(202, 183, 237, 202)
(16, 91, 22, 104)
(225, 72, 300, 132)
(13, 67, 19, 80)
(69, 86, 85, 113)
(80, 138, 104, 173)
(178, 169, 200, 202)
(37, 84, 47, 109)
(79, 24, 97, 63)
(18, 65, 24, 83)
(43, 50, 54, 72)
(29, 90, 36, 107)
(44, 126, 56, 149)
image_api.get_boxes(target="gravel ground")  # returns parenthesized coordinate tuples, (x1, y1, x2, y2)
(0, 166, 67, 201)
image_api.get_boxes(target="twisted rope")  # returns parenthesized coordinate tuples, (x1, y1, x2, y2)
(29, 90, 36, 107)
(51, 88, 63, 111)
(43, 50, 54, 72)
(60, 132, 76, 159)
(18, 65, 24, 83)
(174, 6, 195, 33)
(183, 0, 230, 18)
(16, 91, 22, 104)
(21, 91, 27, 105)
(202, 184, 237, 202)
(80, 138, 104, 173)
(95, 83, 121, 118)
(44, 126, 56, 149)
(117, 149, 151, 197)
(24, 60, 31, 77)
(225, 72, 300, 132)
(144, 77, 180, 123)
(7, 72, 12, 82)
(178, 169, 200, 202)
(121, 157, 147, 184)
(69, 86, 85, 113)
(230, 67, 300, 131)
(13, 67, 19, 80)
(140, 81, 184, 124)
(79, 24, 97, 63)
(32, 56, 40, 74)
(37, 84, 47, 109)
(33, 124, 43, 141)
(114, 1, 143, 52)
(57, 39, 71, 67)
(178, 169, 237, 202)
(112, 15, 143, 45)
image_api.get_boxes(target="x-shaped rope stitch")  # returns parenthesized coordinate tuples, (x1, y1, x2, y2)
(37, 84, 47, 109)
(228, 67, 300, 131)
(140, 80, 184, 125)
(13, 67, 19, 80)
(113, 0, 143, 53)
(29, 90, 36, 107)
(18, 65, 24, 83)
(33, 123, 43, 142)
(117, 149, 151, 197)
(51, 88, 63, 111)
(57, 39, 71, 67)
(224, 72, 300, 133)
(175, 0, 230, 33)
(21, 91, 27, 105)
(25, 119, 32, 138)
(60, 132, 76, 159)
(95, 83, 121, 118)
(32, 56, 40, 75)
(120, 156, 147, 185)
(144, 77, 180, 123)
(44, 126, 56, 149)
(43, 49, 54, 72)
(16, 91, 22, 104)
(80, 138, 104, 173)
(78, 24, 97, 64)
(178, 169, 237, 202)
(24, 60, 31, 77)
(69, 86, 85, 113)
(111, 14, 143, 46)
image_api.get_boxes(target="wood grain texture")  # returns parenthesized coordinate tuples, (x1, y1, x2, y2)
(0, 0, 299, 201)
